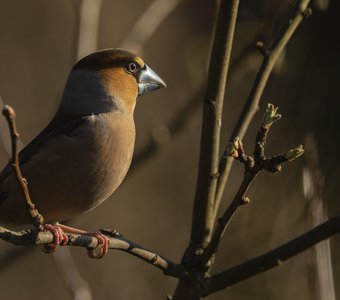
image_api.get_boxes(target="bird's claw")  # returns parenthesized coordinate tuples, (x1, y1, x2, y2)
(40, 224, 109, 258)
(42, 223, 69, 253)
(87, 231, 110, 259)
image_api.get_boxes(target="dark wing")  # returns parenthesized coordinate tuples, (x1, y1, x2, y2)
(0, 115, 88, 206)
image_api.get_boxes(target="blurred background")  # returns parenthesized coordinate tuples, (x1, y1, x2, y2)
(0, 0, 339, 299)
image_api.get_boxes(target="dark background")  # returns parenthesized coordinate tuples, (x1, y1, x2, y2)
(0, 0, 339, 299)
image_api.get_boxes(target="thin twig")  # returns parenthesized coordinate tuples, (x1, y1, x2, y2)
(2, 105, 44, 230)
(0, 97, 23, 155)
(214, 0, 312, 216)
(0, 226, 188, 279)
(203, 216, 340, 296)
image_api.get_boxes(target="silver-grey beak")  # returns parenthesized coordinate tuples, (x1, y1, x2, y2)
(137, 64, 166, 96)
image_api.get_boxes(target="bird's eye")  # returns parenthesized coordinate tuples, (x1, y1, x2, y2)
(125, 61, 139, 74)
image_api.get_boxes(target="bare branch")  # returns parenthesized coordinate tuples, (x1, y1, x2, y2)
(2, 105, 44, 230)
(203, 217, 340, 296)
(190, 0, 239, 251)
(214, 0, 312, 215)
(0, 226, 188, 279)
(171, 2, 240, 298)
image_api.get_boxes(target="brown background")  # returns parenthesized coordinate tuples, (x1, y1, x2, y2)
(0, 0, 339, 299)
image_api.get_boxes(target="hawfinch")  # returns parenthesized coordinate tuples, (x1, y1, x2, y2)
(0, 49, 166, 256)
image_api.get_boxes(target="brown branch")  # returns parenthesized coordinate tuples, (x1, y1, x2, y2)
(0, 225, 188, 279)
(203, 216, 340, 296)
(172, 3, 240, 298)
(214, 0, 312, 216)
(2, 105, 44, 230)
(189, 0, 239, 253)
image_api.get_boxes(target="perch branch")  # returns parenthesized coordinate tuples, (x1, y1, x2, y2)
(203, 216, 340, 296)
(0, 226, 188, 279)
(2, 106, 44, 230)
(214, 0, 312, 215)
(199, 104, 303, 265)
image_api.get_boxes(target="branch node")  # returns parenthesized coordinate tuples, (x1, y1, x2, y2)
(2, 105, 16, 119)
(205, 98, 216, 108)
(256, 41, 270, 57)
(241, 197, 250, 205)
(210, 172, 220, 179)
(195, 248, 204, 256)
(245, 156, 255, 171)
(300, 7, 312, 18)
(100, 228, 121, 237)
(151, 254, 158, 264)
(217, 118, 222, 128)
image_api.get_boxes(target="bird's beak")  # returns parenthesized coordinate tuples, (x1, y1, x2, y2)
(137, 64, 166, 96)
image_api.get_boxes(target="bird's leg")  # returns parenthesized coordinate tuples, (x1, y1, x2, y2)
(51, 224, 110, 259)
(42, 223, 69, 253)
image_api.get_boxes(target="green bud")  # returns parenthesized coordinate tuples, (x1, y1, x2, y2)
(263, 103, 281, 127)
(287, 145, 304, 160)
(226, 137, 241, 158)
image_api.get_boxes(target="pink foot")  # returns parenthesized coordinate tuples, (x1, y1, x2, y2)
(49, 224, 110, 259)
(86, 231, 110, 259)
(42, 224, 69, 253)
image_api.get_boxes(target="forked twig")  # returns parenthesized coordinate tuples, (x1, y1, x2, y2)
(199, 104, 304, 265)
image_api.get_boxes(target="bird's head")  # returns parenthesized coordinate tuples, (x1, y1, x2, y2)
(58, 48, 166, 117)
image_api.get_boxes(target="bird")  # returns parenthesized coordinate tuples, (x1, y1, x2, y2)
(0, 48, 166, 257)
